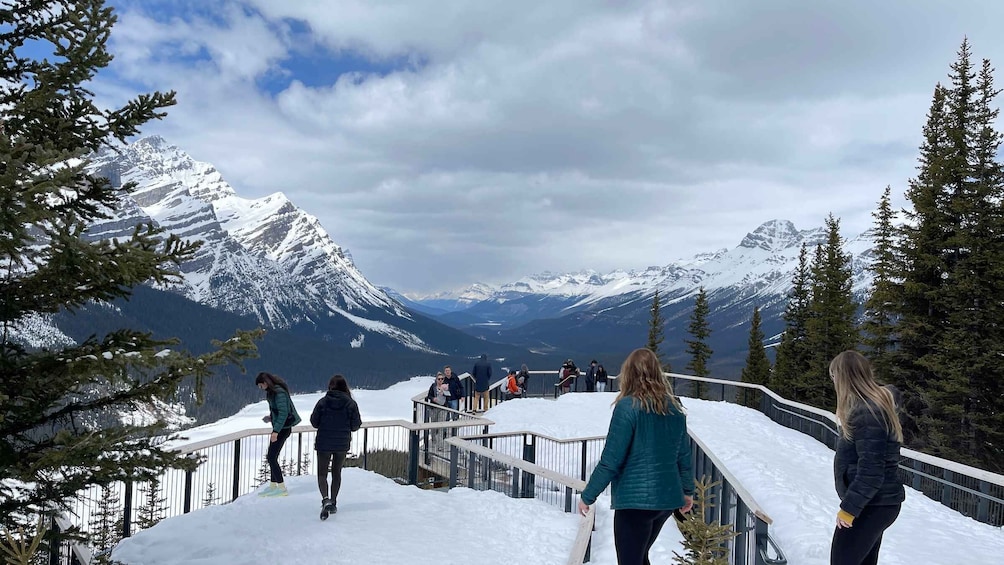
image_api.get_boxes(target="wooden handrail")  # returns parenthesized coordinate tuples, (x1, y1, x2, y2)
(566, 505, 595, 565)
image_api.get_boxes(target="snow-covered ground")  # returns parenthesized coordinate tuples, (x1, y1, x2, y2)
(115, 379, 1004, 565)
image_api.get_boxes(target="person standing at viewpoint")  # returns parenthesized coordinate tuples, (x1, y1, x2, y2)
(470, 353, 492, 413)
(310, 374, 362, 518)
(578, 348, 693, 565)
(829, 350, 904, 565)
(443, 365, 464, 416)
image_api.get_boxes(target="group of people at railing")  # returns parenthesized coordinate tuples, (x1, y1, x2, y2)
(558, 358, 610, 394)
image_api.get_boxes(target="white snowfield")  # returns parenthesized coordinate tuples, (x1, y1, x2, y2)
(115, 379, 1004, 565)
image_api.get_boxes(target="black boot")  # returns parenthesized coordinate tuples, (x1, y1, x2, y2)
(320, 497, 332, 521)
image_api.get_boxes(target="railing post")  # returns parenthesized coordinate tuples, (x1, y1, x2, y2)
(580, 440, 589, 483)
(449, 445, 459, 489)
(362, 428, 369, 470)
(407, 430, 419, 486)
(48, 515, 58, 565)
(122, 480, 133, 539)
(734, 497, 749, 565)
(564, 486, 573, 513)
(297, 433, 303, 475)
(183, 470, 193, 513)
(942, 469, 953, 506)
(522, 434, 536, 498)
(753, 516, 769, 565)
(468, 451, 477, 489)
(232, 439, 241, 502)
(977, 480, 990, 523)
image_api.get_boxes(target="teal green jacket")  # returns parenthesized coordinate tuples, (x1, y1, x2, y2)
(581, 396, 694, 510)
(268, 388, 302, 433)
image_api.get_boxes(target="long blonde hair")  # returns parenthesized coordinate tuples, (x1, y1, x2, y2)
(830, 350, 902, 442)
(615, 348, 684, 414)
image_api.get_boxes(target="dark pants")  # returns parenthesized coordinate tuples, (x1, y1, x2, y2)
(267, 427, 292, 483)
(614, 508, 674, 565)
(316, 451, 347, 502)
(830, 504, 901, 565)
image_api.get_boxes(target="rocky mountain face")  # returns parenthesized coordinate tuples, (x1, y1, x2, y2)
(84, 136, 441, 352)
(406, 219, 876, 373)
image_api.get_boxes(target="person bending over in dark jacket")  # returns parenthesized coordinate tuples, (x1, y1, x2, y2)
(829, 350, 904, 565)
(578, 348, 694, 565)
(310, 374, 362, 517)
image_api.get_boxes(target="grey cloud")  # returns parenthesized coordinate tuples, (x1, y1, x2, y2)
(99, 1, 1004, 292)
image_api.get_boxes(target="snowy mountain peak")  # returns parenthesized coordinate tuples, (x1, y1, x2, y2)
(82, 137, 437, 352)
(738, 219, 802, 252)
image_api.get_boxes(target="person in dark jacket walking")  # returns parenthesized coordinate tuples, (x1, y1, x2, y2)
(470, 353, 492, 413)
(578, 348, 694, 565)
(829, 350, 904, 565)
(585, 360, 599, 392)
(256, 372, 302, 497)
(595, 363, 609, 393)
(310, 374, 362, 517)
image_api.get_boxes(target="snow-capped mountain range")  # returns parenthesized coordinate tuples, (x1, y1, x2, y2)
(406, 219, 876, 367)
(411, 218, 873, 318)
(84, 136, 437, 352)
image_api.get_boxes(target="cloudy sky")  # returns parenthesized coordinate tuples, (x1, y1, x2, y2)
(94, 0, 1004, 294)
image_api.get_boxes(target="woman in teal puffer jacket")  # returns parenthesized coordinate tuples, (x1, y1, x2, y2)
(578, 348, 694, 565)
(256, 372, 302, 497)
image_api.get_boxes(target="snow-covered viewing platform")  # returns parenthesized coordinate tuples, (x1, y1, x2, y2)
(102, 379, 1004, 565)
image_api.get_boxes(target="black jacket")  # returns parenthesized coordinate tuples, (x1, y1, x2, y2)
(310, 390, 362, 453)
(471, 355, 492, 392)
(595, 366, 608, 383)
(833, 388, 905, 517)
(444, 374, 464, 400)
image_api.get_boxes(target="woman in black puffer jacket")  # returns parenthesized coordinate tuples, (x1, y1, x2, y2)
(310, 374, 362, 517)
(829, 351, 904, 565)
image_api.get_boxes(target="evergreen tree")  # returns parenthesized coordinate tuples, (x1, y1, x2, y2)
(771, 244, 812, 400)
(671, 478, 738, 565)
(861, 186, 900, 382)
(0, 0, 262, 541)
(202, 482, 219, 507)
(888, 40, 1004, 470)
(802, 215, 858, 409)
(646, 289, 670, 372)
(684, 287, 712, 399)
(922, 45, 1004, 469)
(87, 486, 123, 554)
(893, 82, 952, 449)
(135, 478, 167, 531)
(739, 306, 771, 407)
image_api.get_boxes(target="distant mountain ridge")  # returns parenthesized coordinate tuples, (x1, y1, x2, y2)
(404, 219, 876, 372)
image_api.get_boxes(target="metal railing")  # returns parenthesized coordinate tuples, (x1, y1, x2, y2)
(54, 411, 492, 564)
(664, 372, 1004, 527)
(438, 423, 786, 564)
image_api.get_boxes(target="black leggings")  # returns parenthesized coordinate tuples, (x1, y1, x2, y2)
(830, 504, 901, 565)
(267, 428, 292, 483)
(613, 508, 674, 565)
(317, 451, 347, 502)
